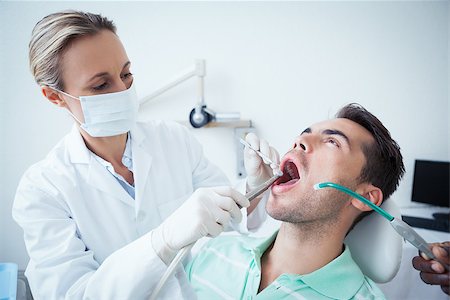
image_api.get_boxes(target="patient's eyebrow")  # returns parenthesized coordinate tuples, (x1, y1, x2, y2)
(300, 127, 311, 135)
(322, 129, 350, 145)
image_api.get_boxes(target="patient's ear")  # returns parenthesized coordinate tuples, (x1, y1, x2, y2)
(352, 184, 383, 212)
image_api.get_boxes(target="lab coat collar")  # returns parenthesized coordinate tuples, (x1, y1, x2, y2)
(67, 125, 91, 164)
(129, 121, 146, 146)
(65, 122, 154, 210)
(87, 155, 135, 207)
(66, 125, 140, 165)
(129, 122, 153, 213)
(66, 124, 135, 207)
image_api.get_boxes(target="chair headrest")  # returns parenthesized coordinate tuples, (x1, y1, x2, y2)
(345, 199, 403, 283)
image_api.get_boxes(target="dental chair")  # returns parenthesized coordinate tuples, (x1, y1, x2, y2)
(345, 199, 403, 283)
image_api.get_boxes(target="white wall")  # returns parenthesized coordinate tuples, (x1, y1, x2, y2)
(0, 1, 448, 270)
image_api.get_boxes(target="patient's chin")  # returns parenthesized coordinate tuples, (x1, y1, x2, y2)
(266, 195, 291, 221)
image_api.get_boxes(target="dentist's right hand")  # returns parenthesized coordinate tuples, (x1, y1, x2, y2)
(151, 186, 250, 264)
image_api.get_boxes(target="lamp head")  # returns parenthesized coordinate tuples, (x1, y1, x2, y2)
(189, 105, 212, 128)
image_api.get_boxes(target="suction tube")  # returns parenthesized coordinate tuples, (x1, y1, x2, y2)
(314, 182, 394, 221)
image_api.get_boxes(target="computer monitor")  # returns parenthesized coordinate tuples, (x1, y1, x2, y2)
(411, 159, 450, 208)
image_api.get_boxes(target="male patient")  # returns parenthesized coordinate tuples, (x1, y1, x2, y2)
(185, 103, 405, 299)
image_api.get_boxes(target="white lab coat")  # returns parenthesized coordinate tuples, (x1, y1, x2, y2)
(13, 120, 264, 300)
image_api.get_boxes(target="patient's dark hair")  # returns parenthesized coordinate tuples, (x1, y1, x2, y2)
(336, 103, 405, 229)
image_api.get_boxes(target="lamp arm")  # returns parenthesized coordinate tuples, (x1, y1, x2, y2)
(140, 59, 206, 105)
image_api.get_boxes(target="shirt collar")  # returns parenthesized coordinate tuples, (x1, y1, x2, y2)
(244, 232, 365, 300)
(92, 132, 133, 171)
(298, 245, 365, 300)
(122, 132, 133, 169)
(243, 230, 278, 256)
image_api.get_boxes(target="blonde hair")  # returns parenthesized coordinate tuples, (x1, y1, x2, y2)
(29, 10, 116, 90)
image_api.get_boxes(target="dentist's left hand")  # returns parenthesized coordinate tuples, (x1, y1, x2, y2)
(151, 186, 249, 264)
(244, 133, 280, 192)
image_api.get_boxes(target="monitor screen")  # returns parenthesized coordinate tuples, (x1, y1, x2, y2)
(411, 160, 450, 207)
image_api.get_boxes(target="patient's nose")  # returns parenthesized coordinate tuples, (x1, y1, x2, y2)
(293, 137, 307, 152)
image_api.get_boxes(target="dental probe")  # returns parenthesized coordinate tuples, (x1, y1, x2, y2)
(314, 182, 449, 271)
(245, 173, 282, 201)
(149, 175, 282, 300)
(239, 138, 283, 176)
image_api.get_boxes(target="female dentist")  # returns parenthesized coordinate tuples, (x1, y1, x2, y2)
(12, 10, 279, 299)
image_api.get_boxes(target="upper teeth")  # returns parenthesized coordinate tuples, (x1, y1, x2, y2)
(286, 163, 296, 178)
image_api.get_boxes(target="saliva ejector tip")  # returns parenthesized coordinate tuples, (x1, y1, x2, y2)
(313, 183, 323, 190)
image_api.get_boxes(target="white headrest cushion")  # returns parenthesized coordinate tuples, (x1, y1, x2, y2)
(345, 199, 403, 283)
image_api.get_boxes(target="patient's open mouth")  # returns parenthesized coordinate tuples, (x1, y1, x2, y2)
(275, 160, 300, 186)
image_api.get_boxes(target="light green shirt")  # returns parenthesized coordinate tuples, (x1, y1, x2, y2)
(186, 231, 386, 300)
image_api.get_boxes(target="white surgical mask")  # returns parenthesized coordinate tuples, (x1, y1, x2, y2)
(57, 82, 139, 137)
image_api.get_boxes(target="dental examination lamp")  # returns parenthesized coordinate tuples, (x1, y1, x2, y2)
(140, 59, 241, 128)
